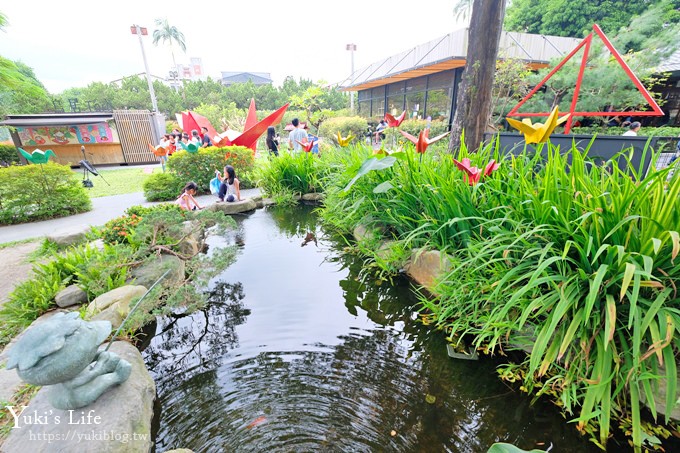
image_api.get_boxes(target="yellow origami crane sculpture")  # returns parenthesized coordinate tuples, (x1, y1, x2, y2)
(506, 107, 569, 144)
(336, 131, 354, 147)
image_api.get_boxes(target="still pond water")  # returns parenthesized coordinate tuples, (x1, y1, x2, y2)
(142, 206, 598, 452)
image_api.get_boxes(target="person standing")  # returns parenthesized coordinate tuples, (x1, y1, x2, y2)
(266, 126, 280, 157)
(288, 118, 308, 153)
(622, 121, 641, 136)
(201, 127, 213, 148)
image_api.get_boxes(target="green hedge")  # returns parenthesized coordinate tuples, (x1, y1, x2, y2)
(0, 163, 91, 225)
(143, 172, 184, 202)
(166, 145, 256, 195)
(570, 125, 680, 137)
(0, 144, 20, 166)
(318, 116, 368, 145)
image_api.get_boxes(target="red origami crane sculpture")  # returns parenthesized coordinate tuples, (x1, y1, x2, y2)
(211, 99, 289, 152)
(452, 158, 500, 186)
(400, 129, 449, 154)
(385, 111, 406, 128)
(296, 140, 315, 153)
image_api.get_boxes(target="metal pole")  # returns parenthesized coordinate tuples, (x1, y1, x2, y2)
(350, 47, 355, 113)
(135, 24, 159, 113)
(347, 44, 356, 113)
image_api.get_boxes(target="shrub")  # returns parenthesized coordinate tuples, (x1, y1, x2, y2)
(0, 144, 20, 166)
(0, 162, 91, 225)
(143, 172, 183, 201)
(255, 151, 322, 196)
(100, 214, 143, 244)
(125, 203, 184, 218)
(318, 116, 368, 144)
(166, 145, 256, 193)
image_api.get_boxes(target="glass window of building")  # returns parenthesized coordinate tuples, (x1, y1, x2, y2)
(425, 88, 452, 122)
(386, 82, 405, 116)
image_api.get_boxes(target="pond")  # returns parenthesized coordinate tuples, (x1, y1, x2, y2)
(142, 205, 598, 452)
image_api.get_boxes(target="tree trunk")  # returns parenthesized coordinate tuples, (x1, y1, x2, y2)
(448, 0, 506, 154)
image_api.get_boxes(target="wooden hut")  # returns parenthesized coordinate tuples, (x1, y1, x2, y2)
(1, 110, 162, 166)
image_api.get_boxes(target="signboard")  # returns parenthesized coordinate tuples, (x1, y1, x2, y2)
(16, 122, 119, 146)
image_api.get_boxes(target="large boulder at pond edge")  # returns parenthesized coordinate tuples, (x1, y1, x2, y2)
(403, 249, 453, 296)
(129, 254, 185, 288)
(55, 284, 89, 308)
(2, 341, 156, 453)
(177, 220, 205, 257)
(301, 192, 324, 202)
(206, 198, 257, 215)
(46, 224, 91, 247)
(86, 285, 147, 329)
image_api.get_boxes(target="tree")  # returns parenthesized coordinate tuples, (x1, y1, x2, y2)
(511, 1, 680, 125)
(0, 58, 51, 117)
(152, 18, 186, 75)
(505, 0, 649, 37)
(449, 0, 507, 153)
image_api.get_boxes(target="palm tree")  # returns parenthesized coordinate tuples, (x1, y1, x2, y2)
(152, 18, 186, 80)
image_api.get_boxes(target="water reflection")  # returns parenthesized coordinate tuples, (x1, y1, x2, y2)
(144, 282, 251, 389)
(145, 206, 597, 453)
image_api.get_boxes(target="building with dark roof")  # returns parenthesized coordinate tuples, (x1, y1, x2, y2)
(341, 29, 580, 125)
(220, 72, 273, 86)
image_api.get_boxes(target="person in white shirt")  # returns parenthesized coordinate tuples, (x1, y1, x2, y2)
(622, 121, 641, 136)
(288, 118, 308, 153)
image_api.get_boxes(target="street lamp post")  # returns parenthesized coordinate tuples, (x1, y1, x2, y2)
(346, 43, 356, 113)
(131, 24, 159, 113)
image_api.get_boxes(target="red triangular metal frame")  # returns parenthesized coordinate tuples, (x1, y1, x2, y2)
(507, 24, 663, 133)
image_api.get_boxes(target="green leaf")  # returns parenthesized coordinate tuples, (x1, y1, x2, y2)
(373, 181, 394, 194)
(619, 262, 635, 302)
(605, 295, 616, 348)
(487, 443, 546, 453)
(343, 156, 397, 193)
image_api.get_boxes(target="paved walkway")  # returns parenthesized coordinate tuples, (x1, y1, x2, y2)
(0, 188, 261, 244)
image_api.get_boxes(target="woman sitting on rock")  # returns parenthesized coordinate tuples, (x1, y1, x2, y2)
(217, 165, 241, 202)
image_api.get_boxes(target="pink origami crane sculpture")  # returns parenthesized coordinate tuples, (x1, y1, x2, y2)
(399, 129, 449, 154)
(385, 111, 406, 128)
(452, 158, 500, 186)
(212, 99, 289, 152)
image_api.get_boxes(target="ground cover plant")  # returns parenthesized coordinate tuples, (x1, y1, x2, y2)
(0, 162, 91, 225)
(0, 204, 238, 348)
(312, 140, 680, 451)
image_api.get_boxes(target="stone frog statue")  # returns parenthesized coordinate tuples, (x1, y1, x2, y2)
(6, 312, 132, 410)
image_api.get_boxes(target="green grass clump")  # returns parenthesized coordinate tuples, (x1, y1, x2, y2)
(84, 167, 156, 198)
(317, 139, 680, 450)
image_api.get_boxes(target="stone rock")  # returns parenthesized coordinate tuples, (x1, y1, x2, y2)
(375, 240, 403, 263)
(206, 198, 257, 215)
(250, 194, 263, 203)
(86, 285, 147, 319)
(353, 224, 383, 244)
(403, 249, 453, 296)
(301, 192, 324, 202)
(55, 284, 89, 308)
(0, 366, 23, 402)
(261, 198, 276, 207)
(164, 450, 194, 453)
(2, 341, 156, 453)
(46, 225, 91, 247)
(641, 363, 680, 422)
(175, 220, 204, 257)
(92, 307, 125, 330)
(129, 255, 185, 288)
(88, 238, 106, 251)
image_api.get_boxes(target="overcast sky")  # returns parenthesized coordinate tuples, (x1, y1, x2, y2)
(1, 0, 465, 94)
